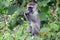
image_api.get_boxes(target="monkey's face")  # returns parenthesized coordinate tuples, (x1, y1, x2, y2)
(27, 6, 37, 13)
(25, 2, 38, 15)
(25, 7, 33, 15)
(28, 7, 33, 12)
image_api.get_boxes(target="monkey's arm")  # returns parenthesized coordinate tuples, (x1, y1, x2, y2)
(24, 12, 31, 23)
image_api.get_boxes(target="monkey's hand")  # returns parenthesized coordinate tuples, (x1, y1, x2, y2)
(24, 12, 31, 23)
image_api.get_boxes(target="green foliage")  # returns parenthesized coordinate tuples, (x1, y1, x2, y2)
(0, 0, 60, 40)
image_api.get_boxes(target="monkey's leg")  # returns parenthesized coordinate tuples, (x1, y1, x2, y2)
(32, 24, 40, 36)
(27, 26, 32, 33)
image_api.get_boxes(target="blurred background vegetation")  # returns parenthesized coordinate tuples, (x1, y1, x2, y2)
(0, 0, 60, 40)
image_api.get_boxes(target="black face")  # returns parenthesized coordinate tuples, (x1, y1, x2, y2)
(28, 7, 33, 12)
(25, 7, 33, 15)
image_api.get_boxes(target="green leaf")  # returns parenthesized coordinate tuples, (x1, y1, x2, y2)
(38, 0, 51, 7)
(40, 13, 47, 21)
(50, 24, 59, 31)
(40, 27, 50, 32)
(8, 5, 17, 15)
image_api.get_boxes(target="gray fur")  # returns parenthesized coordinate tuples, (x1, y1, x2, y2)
(24, 2, 40, 36)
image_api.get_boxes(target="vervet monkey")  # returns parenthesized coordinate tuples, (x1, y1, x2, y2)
(24, 2, 40, 36)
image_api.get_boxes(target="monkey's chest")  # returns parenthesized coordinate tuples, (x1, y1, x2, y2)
(30, 20, 38, 25)
(30, 14, 38, 21)
(30, 22, 36, 26)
